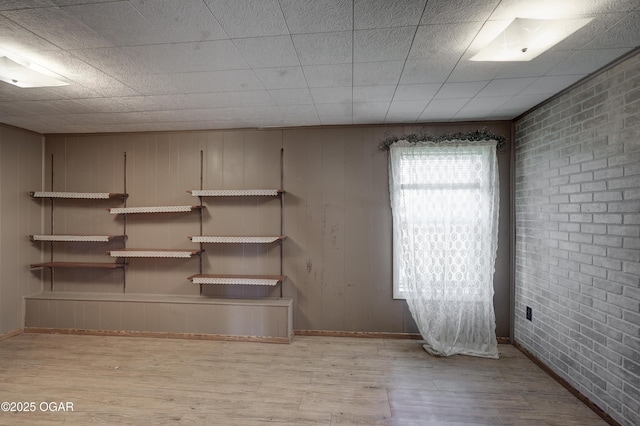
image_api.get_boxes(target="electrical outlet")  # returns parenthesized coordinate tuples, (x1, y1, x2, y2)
(526, 306, 532, 321)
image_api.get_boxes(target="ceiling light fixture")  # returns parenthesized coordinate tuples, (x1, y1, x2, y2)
(470, 17, 592, 62)
(0, 49, 68, 88)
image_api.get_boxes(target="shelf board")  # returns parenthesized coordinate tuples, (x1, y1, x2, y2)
(109, 249, 204, 258)
(31, 191, 127, 200)
(189, 236, 285, 244)
(188, 274, 286, 286)
(30, 262, 126, 269)
(108, 205, 202, 214)
(188, 189, 283, 197)
(31, 235, 127, 242)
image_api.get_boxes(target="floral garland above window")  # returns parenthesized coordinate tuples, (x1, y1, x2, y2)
(378, 128, 506, 151)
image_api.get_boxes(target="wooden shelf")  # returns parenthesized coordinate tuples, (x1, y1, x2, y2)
(189, 236, 285, 244)
(188, 274, 286, 286)
(108, 205, 202, 214)
(31, 191, 128, 200)
(188, 189, 283, 197)
(109, 249, 204, 258)
(30, 262, 125, 269)
(31, 235, 126, 242)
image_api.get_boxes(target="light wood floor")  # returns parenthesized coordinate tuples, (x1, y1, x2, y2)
(0, 333, 606, 425)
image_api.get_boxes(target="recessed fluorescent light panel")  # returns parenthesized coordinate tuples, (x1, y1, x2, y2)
(470, 17, 592, 62)
(0, 50, 68, 88)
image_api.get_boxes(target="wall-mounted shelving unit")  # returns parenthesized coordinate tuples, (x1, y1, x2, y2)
(29, 155, 128, 291)
(187, 150, 286, 297)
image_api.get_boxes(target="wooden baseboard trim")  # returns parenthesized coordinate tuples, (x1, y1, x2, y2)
(0, 328, 23, 342)
(24, 327, 292, 344)
(513, 340, 621, 426)
(294, 330, 423, 339)
(497, 336, 511, 344)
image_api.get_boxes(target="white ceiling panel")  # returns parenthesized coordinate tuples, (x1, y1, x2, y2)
(520, 75, 586, 96)
(232, 36, 299, 68)
(409, 22, 483, 59)
(353, 61, 404, 86)
(385, 101, 427, 123)
(303, 64, 352, 88)
(393, 84, 442, 102)
(268, 88, 314, 106)
(280, 0, 352, 34)
(61, 2, 169, 46)
(353, 86, 396, 103)
(476, 78, 537, 97)
(253, 66, 307, 89)
(203, 0, 287, 38)
(129, 0, 228, 43)
(125, 70, 263, 95)
(421, 0, 499, 25)
(0, 0, 637, 133)
(2, 6, 111, 50)
(354, 0, 427, 29)
(434, 81, 489, 99)
(310, 87, 352, 104)
(354, 27, 415, 63)
(292, 32, 352, 65)
(548, 48, 631, 76)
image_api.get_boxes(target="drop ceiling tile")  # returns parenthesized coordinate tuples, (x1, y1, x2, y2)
(457, 95, 510, 113)
(233, 36, 299, 68)
(354, 0, 426, 29)
(61, 2, 168, 46)
(125, 70, 263, 95)
(409, 22, 482, 59)
(303, 64, 352, 88)
(12, 99, 95, 115)
(26, 50, 140, 97)
(497, 94, 550, 111)
(0, 14, 61, 52)
(163, 91, 274, 109)
(520, 75, 585, 95)
(421, 0, 498, 24)
(203, 0, 287, 38)
(253, 66, 307, 89)
(280, 0, 352, 34)
(353, 61, 404, 86)
(76, 96, 164, 113)
(68, 47, 151, 78)
(353, 102, 390, 123)
(434, 81, 489, 99)
(354, 27, 414, 63)
(548, 13, 626, 52)
(310, 87, 352, 104)
(278, 104, 318, 119)
(316, 102, 352, 119)
(0, 1, 56, 10)
(292, 32, 352, 65)
(495, 50, 568, 79)
(586, 11, 640, 49)
(2, 6, 112, 50)
(447, 59, 504, 82)
(385, 100, 429, 122)
(489, 0, 638, 21)
(0, 83, 63, 101)
(129, 0, 228, 42)
(393, 83, 442, 101)
(419, 98, 469, 120)
(353, 86, 396, 103)
(548, 48, 630, 76)
(476, 78, 537, 97)
(399, 59, 454, 84)
(268, 88, 314, 105)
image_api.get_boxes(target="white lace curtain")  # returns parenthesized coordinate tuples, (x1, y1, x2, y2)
(389, 140, 500, 359)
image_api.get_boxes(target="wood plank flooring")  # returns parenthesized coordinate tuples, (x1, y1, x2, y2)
(0, 334, 606, 425)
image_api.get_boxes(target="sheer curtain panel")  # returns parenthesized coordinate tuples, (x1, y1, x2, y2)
(389, 140, 499, 359)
